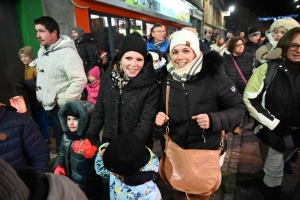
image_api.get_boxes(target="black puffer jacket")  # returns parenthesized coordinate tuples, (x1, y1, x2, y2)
(85, 53, 160, 148)
(75, 35, 96, 74)
(53, 101, 102, 198)
(223, 52, 255, 94)
(244, 40, 261, 55)
(0, 105, 49, 174)
(155, 51, 245, 149)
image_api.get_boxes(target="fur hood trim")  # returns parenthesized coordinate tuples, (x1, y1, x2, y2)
(58, 101, 94, 137)
(202, 51, 224, 76)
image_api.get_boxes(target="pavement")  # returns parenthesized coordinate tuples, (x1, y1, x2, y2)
(47, 115, 300, 200)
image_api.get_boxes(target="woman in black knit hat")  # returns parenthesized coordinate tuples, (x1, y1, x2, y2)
(73, 32, 159, 152)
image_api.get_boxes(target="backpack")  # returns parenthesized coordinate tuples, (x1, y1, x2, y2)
(264, 60, 278, 90)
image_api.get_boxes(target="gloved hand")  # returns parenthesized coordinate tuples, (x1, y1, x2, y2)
(266, 48, 282, 60)
(81, 139, 97, 159)
(54, 166, 66, 175)
(72, 140, 81, 153)
(256, 45, 268, 62)
(272, 121, 291, 137)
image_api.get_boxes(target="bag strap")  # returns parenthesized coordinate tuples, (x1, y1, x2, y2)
(166, 85, 170, 116)
(230, 54, 248, 85)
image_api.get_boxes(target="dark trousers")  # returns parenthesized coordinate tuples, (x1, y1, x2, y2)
(48, 107, 64, 153)
(31, 105, 49, 140)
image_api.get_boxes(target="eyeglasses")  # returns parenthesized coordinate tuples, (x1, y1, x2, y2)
(288, 44, 300, 51)
(235, 43, 244, 47)
(153, 30, 166, 34)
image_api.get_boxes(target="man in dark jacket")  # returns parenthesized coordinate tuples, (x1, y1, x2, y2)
(0, 104, 50, 174)
(72, 27, 96, 74)
(244, 27, 262, 55)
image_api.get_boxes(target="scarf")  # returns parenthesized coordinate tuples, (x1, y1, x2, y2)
(65, 131, 83, 140)
(154, 39, 166, 49)
(88, 79, 100, 88)
(111, 63, 131, 89)
(167, 53, 203, 82)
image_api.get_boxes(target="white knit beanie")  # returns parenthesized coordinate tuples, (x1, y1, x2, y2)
(270, 18, 300, 32)
(169, 29, 200, 57)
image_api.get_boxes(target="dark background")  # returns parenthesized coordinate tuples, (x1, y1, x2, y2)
(224, 0, 300, 16)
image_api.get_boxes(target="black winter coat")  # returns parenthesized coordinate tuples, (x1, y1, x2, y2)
(75, 35, 96, 74)
(0, 106, 49, 174)
(85, 53, 160, 148)
(244, 40, 261, 55)
(223, 52, 255, 94)
(155, 51, 245, 149)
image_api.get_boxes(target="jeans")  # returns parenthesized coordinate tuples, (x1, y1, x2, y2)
(48, 107, 64, 153)
(31, 105, 49, 140)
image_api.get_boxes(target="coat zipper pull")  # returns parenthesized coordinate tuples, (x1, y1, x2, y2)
(202, 130, 206, 143)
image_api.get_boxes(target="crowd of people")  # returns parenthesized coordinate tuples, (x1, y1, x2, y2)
(1, 14, 300, 200)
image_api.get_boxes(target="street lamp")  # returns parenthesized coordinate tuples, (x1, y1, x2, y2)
(229, 6, 235, 12)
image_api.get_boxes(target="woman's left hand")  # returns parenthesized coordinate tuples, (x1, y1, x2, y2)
(191, 114, 210, 129)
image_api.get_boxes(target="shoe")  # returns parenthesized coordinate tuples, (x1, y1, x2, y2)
(284, 160, 295, 175)
(263, 182, 281, 200)
(233, 127, 241, 135)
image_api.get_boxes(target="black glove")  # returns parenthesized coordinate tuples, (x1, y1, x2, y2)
(272, 121, 291, 137)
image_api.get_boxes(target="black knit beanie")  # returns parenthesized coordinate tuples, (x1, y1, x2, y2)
(0, 159, 30, 199)
(247, 27, 261, 38)
(103, 133, 147, 177)
(117, 34, 147, 61)
(64, 107, 80, 118)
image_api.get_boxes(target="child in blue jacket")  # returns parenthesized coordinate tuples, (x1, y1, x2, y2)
(95, 133, 162, 200)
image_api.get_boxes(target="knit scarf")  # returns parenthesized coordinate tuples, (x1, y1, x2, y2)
(167, 53, 203, 82)
(154, 39, 166, 49)
(111, 63, 131, 89)
(88, 79, 100, 88)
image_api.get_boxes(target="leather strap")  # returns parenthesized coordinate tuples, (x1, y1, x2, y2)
(166, 85, 170, 115)
(230, 54, 248, 85)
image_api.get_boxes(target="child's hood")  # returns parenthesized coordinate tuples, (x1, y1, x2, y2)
(141, 147, 159, 173)
(58, 101, 94, 136)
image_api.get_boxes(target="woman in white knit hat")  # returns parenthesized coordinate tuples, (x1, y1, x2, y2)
(256, 17, 300, 63)
(154, 27, 245, 199)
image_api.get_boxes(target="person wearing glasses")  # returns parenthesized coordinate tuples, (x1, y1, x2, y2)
(243, 27, 300, 200)
(223, 37, 257, 135)
(147, 23, 170, 54)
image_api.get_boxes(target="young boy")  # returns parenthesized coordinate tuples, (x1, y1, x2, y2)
(53, 101, 103, 199)
(85, 66, 100, 104)
(95, 133, 162, 200)
(256, 18, 300, 63)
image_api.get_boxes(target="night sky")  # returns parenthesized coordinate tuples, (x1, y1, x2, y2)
(223, 0, 300, 16)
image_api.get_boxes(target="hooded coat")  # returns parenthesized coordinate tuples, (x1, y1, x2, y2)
(155, 51, 245, 150)
(95, 143, 162, 200)
(53, 101, 103, 198)
(36, 35, 87, 110)
(85, 53, 160, 148)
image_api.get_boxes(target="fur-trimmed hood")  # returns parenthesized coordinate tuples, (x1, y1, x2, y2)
(202, 51, 224, 76)
(58, 101, 94, 137)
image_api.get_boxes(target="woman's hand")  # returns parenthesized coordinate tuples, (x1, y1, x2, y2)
(155, 112, 169, 126)
(191, 114, 210, 129)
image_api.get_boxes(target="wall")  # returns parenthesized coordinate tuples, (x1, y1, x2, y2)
(43, 0, 76, 37)
(16, 0, 44, 57)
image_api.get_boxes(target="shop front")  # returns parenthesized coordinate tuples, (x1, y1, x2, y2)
(74, 0, 193, 54)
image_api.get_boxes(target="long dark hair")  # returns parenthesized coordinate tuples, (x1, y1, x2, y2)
(277, 27, 300, 58)
(149, 23, 164, 41)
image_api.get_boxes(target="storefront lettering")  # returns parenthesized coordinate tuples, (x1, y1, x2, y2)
(133, 0, 146, 5)
(147, 0, 160, 11)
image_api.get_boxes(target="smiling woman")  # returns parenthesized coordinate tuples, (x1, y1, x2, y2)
(82, 32, 160, 149)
